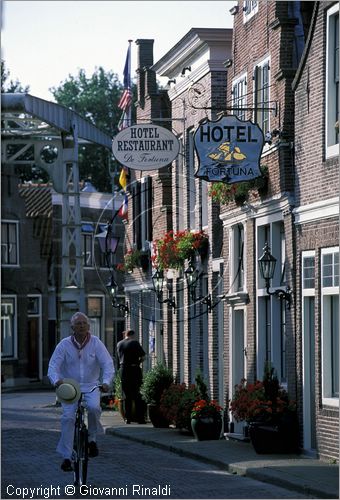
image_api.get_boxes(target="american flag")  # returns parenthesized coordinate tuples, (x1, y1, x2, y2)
(118, 43, 132, 111)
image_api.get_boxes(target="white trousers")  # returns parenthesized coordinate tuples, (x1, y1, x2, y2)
(56, 390, 103, 459)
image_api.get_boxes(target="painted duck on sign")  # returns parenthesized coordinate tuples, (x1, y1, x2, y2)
(208, 141, 247, 163)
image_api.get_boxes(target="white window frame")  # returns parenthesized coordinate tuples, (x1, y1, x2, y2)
(140, 176, 151, 251)
(325, 3, 339, 159)
(256, 218, 287, 383)
(253, 57, 271, 138)
(188, 129, 197, 230)
(176, 136, 185, 231)
(231, 223, 245, 293)
(200, 179, 208, 229)
(232, 73, 247, 121)
(1, 295, 18, 359)
(321, 247, 339, 406)
(243, 0, 258, 22)
(87, 294, 105, 341)
(301, 250, 316, 450)
(82, 223, 94, 268)
(1, 220, 19, 267)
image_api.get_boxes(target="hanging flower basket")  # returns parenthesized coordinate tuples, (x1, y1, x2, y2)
(116, 248, 141, 273)
(208, 165, 268, 206)
(152, 230, 209, 270)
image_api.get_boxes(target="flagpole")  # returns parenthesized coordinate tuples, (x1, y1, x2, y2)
(128, 39, 133, 126)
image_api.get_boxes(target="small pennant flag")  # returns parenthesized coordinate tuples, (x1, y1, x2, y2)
(118, 193, 128, 220)
(119, 166, 128, 191)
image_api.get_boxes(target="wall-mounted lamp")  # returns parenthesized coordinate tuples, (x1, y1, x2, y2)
(224, 59, 233, 68)
(95, 226, 119, 255)
(181, 66, 191, 77)
(152, 268, 176, 311)
(258, 243, 292, 309)
(184, 260, 223, 314)
(106, 276, 129, 314)
(167, 79, 176, 87)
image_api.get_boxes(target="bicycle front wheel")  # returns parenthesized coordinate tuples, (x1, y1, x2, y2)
(73, 425, 88, 486)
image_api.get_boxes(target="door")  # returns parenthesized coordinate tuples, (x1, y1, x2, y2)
(231, 308, 246, 433)
(27, 318, 39, 379)
(303, 297, 316, 451)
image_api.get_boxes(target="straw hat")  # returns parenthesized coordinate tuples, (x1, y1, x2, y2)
(56, 379, 81, 404)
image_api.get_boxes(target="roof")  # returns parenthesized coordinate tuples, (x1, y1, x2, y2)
(291, 2, 319, 91)
(152, 28, 232, 78)
(1, 93, 113, 148)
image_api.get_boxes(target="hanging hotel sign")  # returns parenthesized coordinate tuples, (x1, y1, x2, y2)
(112, 124, 180, 171)
(194, 116, 264, 183)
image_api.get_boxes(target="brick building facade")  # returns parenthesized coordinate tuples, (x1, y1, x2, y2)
(292, 1, 339, 461)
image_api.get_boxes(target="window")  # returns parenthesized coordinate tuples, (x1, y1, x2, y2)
(1, 296, 17, 358)
(303, 255, 315, 289)
(188, 129, 197, 230)
(243, 0, 258, 22)
(257, 220, 287, 382)
(254, 59, 270, 136)
(132, 177, 152, 250)
(87, 295, 104, 340)
(321, 247, 339, 404)
(232, 74, 247, 121)
(231, 224, 244, 292)
(326, 4, 339, 158)
(200, 180, 208, 228)
(81, 223, 94, 268)
(176, 137, 185, 231)
(1, 221, 19, 266)
(140, 176, 152, 250)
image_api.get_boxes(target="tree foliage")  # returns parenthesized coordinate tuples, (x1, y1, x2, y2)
(1, 61, 30, 93)
(51, 67, 136, 192)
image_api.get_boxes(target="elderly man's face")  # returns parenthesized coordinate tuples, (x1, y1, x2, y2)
(72, 315, 89, 339)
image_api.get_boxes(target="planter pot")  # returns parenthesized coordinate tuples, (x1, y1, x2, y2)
(147, 404, 170, 428)
(191, 416, 222, 441)
(249, 415, 299, 454)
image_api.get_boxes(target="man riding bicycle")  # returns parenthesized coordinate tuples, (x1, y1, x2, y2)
(48, 312, 114, 472)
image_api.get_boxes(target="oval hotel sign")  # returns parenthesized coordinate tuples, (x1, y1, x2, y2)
(112, 124, 180, 171)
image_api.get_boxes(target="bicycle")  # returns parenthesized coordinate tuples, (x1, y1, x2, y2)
(72, 384, 102, 487)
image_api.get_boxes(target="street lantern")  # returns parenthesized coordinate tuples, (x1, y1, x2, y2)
(95, 226, 119, 255)
(106, 276, 129, 315)
(258, 243, 292, 309)
(151, 267, 176, 311)
(184, 260, 200, 301)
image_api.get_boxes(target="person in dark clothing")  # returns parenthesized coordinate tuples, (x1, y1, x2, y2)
(117, 330, 146, 424)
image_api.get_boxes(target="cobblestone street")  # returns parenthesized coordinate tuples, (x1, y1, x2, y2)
(1, 392, 310, 499)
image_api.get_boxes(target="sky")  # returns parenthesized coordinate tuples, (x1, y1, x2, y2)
(2, 0, 235, 102)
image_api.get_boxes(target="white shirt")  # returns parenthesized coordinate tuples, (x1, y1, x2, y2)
(47, 335, 114, 389)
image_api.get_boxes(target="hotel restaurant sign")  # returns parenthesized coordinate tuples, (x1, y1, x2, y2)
(194, 116, 264, 183)
(112, 124, 180, 170)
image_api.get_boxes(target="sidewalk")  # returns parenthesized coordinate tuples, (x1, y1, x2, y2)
(102, 411, 339, 499)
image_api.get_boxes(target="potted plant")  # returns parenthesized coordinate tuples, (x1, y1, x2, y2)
(191, 399, 223, 441)
(190, 371, 223, 440)
(152, 230, 209, 270)
(116, 248, 141, 274)
(229, 364, 298, 453)
(208, 165, 268, 205)
(140, 363, 173, 427)
(160, 383, 200, 433)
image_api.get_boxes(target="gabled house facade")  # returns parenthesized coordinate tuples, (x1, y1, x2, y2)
(123, 30, 231, 406)
(292, 1, 339, 461)
(220, 0, 315, 436)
